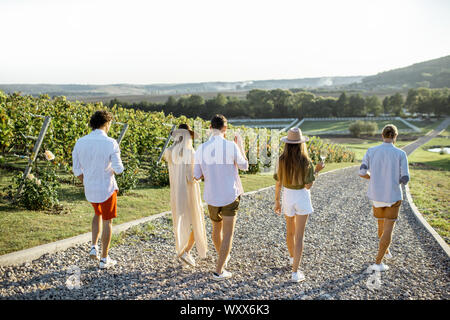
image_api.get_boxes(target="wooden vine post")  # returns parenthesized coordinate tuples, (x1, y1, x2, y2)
(13, 115, 52, 202)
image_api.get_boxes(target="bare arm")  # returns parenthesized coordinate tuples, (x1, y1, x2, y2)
(274, 180, 282, 215)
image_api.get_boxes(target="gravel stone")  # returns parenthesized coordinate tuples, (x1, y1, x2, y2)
(0, 167, 448, 300)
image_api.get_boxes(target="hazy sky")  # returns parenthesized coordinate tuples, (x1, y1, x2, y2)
(1, 0, 449, 84)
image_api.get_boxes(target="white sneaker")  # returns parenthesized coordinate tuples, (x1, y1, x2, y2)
(89, 246, 99, 261)
(180, 252, 196, 267)
(385, 250, 393, 259)
(369, 263, 389, 272)
(99, 256, 117, 269)
(212, 270, 232, 281)
(289, 256, 294, 265)
(291, 271, 306, 283)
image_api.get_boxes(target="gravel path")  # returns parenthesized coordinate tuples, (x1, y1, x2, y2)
(0, 166, 449, 300)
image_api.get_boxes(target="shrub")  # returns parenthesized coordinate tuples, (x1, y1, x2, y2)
(6, 164, 60, 211)
(147, 159, 170, 187)
(364, 121, 378, 136)
(349, 121, 364, 137)
(116, 157, 140, 195)
(349, 121, 378, 137)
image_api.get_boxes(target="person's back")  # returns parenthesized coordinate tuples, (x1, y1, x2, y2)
(193, 114, 248, 280)
(359, 124, 409, 272)
(73, 129, 123, 203)
(72, 110, 123, 270)
(195, 133, 248, 207)
(361, 142, 409, 204)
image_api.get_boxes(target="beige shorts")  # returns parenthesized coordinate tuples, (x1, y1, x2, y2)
(373, 200, 401, 220)
(208, 196, 240, 222)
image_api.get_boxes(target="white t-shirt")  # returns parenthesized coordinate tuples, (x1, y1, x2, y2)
(372, 201, 395, 208)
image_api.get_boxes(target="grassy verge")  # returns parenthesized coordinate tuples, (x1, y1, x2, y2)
(0, 161, 356, 255)
(408, 131, 449, 244)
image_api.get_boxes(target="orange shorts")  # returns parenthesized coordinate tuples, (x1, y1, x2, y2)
(91, 191, 118, 220)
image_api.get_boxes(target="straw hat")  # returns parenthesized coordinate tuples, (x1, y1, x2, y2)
(281, 127, 309, 144)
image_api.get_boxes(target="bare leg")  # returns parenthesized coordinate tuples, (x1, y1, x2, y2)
(101, 219, 113, 259)
(285, 216, 295, 259)
(181, 230, 195, 255)
(377, 219, 385, 239)
(292, 215, 309, 273)
(211, 219, 223, 254)
(216, 216, 237, 274)
(92, 214, 101, 246)
(375, 219, 396, 264)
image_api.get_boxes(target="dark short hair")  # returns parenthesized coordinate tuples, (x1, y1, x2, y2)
(90, 110, 113, 130)
(211, 114, 227, 130)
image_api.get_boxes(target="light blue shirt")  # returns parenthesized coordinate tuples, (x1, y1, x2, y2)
(194, 134, 248, 207)
(359, 142, 410, 203)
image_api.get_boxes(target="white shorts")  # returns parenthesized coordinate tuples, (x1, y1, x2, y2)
(282, 187, 314, 217)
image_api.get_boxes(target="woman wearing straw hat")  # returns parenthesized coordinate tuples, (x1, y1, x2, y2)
(274, 127, 325, 282)
(163, 124, 208, 267)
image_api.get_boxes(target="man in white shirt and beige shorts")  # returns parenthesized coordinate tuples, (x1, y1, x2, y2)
(194, 114, 249, 280)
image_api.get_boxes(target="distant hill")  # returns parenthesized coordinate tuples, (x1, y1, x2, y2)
(355, 55, 450, 89)
(0, 77, 363, 100)
(0, 55, 449, 100)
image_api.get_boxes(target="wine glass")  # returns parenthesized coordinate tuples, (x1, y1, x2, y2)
(320, 150, 328, 163)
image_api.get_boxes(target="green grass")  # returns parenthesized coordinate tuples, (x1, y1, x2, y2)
(409, 169, 449, 244)
(324, 137, 409, 161)
(0, 161, 355, 255)
(298, 120, 410, 133)
(408, 133, 450, 244)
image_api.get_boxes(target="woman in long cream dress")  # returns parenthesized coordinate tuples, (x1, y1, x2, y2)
(163, 124, 207, 266)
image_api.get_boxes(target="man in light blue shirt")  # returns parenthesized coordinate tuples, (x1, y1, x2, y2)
(359, 124, 409, 272)
(194, 114, 248, 280)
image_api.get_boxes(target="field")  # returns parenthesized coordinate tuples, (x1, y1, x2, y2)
(228, 118, 297, 129)
(298, 120, 411, 134)
(408, 127, 450, 244)
(324, 138, 409, 161)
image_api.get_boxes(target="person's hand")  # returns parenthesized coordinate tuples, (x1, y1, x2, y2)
(234, 133, 243, 148)
(315, 161, 325, 173)
(274, 200, 281, 216)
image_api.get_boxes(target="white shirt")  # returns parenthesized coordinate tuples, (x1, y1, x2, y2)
(372, 201, 395, 208)
(194, 133, 248, 207)
(72, 129, 124, 203)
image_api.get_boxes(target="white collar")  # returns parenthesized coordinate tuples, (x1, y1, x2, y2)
(93, 129, 108, 137)
(209, 129, 225, 140)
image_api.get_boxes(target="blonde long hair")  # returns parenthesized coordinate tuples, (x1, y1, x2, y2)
(277, 142, 311, 186)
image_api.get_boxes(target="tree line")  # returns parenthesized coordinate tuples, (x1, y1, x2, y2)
(109, 87, 450, 119)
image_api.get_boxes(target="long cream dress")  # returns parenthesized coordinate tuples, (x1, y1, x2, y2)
(163, 129, 207, 258)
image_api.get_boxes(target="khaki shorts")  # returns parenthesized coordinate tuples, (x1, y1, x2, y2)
(373, 200, 402, 220)
(208, 196, 240, 222)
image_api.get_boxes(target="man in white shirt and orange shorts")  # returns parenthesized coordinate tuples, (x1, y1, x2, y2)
(72, 110, 124, 269)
